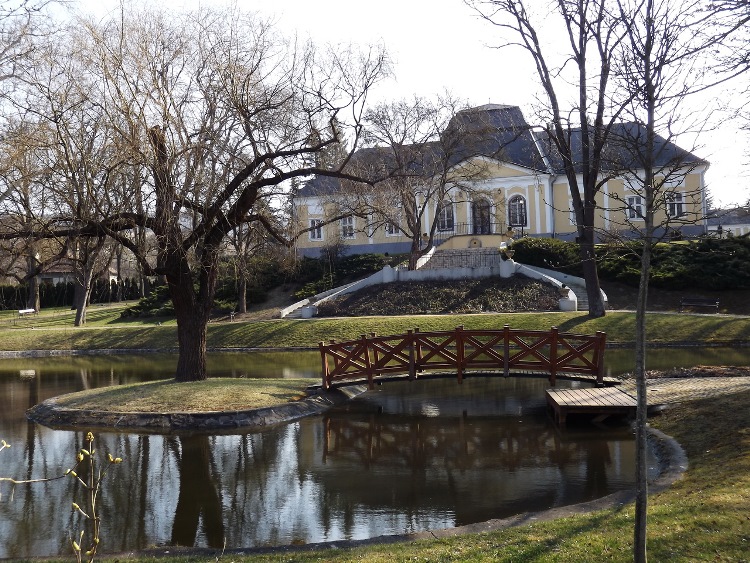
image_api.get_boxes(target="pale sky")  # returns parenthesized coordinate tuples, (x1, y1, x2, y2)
(75, 0, 749, 207)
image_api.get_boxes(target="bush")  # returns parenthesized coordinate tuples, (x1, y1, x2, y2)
(510, 238, 583, 275)
(120, 285, 173, 318)
(514, 237, 750, 290)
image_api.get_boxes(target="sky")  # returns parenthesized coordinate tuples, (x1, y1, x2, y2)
(75, 0, 749, 207)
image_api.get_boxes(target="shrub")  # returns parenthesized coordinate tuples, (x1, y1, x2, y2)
(510, 238, 583, 275)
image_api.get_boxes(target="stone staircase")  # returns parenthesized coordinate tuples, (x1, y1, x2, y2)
(419, 248, 503, 270)
(566, 281, 589, 311)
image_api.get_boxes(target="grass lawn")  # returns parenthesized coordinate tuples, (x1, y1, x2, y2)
(50, 378, 312, 412)
(1, 303, 750, 352)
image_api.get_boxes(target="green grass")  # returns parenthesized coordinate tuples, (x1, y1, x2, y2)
(1, 308, 749, 352)
(52, 378, 312, 412)
(90, 389, 749, 563)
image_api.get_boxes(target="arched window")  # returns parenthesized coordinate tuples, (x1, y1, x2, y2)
(508, 195, 527, 227)
(437, 200, 454, 231)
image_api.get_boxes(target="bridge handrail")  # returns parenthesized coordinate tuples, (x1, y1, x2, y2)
(319, 325, 606, 389)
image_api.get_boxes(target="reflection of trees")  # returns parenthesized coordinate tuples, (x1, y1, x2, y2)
(171, 435, 225, 548)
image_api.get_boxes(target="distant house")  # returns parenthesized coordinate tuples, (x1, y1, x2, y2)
(706, 208, 750, 238)
(40, 258, 118, 286)
(294, 104, 709, 257)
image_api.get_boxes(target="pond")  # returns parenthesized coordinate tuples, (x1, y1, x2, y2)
(1, 347, 748, 558)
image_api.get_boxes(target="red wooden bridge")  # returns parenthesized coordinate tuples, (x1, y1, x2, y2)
(318, 325, 607, 390)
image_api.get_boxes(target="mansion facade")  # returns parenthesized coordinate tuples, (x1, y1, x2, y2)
(294, 104, 709, 257)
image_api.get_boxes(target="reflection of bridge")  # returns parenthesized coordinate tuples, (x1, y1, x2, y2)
(319, 326, 606, 390)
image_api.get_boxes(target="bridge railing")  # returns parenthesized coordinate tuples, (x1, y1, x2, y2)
(319, 325, 606, 389)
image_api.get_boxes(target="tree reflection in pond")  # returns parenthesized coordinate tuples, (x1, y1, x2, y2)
(1, 371, 650, 558)
(171, 435, 225, 548)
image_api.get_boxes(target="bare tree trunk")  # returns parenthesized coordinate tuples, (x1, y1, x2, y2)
(237, 276, 247, 314)
(580, 236, 606, 317)
(25, 249, 41, 311)
(173, 305, 209, 382)
(634, 241, 652, 562)
(73, 270, 94, 327)
(26, 274, 40, 311)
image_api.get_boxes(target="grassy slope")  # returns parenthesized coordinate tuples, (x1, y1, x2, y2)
(2, 306, 750, 352)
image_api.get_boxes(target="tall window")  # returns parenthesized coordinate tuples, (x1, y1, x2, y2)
(340, 215, 355, 239)
(437, 200, 454, 231)
(666, 192, 685, 217)
(309, 219, 323, 241)
(507, 195, 527, 227)
(385, 219, 400, 236)
(627, 196, 644, 220)
(568, 200, 578, 227)
(472, 198, 492, 234)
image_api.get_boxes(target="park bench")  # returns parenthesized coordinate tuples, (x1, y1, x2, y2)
(679, 297, 719, 313)
(17, 308, 37, 317)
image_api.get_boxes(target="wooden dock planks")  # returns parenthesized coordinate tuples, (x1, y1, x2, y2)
(546, 386, 637, 426)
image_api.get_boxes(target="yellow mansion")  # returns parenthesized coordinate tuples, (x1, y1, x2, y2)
(294, 104, 708, 257)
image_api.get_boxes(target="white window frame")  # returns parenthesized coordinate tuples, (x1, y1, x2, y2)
(437, 200, 455, 232)
(385, 219, 400, 237)
(666, 191, 685, 218)
(309, 218, 324, 241)
(340, 215, 355, 239)
(627, 195, 644, 220)
(568, 199, 577, 227)
(508, 195, 527, 227)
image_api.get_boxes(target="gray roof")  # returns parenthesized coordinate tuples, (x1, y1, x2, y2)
(540, 122, 706, 174)
(299, 105, 706, 197)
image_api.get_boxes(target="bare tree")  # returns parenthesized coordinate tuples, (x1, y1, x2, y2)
(66, 7, 388, 381)
(8, 24, 126, 325)
(606, 0, 716, 559)
(469, 0, 634, 317)
(0, 0, 58, 205)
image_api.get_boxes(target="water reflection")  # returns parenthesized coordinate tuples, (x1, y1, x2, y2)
(0, 374, 643, 558)
(4, 346, 744, 558)
(171, 435, 225, 548)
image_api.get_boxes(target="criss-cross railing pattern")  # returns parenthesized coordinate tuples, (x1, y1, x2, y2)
(319, 326, 607, 389)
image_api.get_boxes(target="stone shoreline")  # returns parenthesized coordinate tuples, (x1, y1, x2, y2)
(26, 385, 367, 434)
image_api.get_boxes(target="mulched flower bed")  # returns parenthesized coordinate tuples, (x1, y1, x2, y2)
(316, 277, 560, 317)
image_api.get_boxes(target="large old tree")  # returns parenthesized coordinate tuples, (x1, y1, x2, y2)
(0, 7, 388, 381)
(98, 9, 386, 381)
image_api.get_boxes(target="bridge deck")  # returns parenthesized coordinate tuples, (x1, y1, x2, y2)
(546, 387, 637, 426)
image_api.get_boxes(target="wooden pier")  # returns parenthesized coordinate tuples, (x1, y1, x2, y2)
(546, 387, 637, 426)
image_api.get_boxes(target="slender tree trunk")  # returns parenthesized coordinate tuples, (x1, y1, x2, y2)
(237, 276, 247, 314)
(579, 231, 606, 317)
(73, 274, 93, 327)
(634, 241, 652, 562)
(25, 250, 41, 311)
(408, 237, 421, 270)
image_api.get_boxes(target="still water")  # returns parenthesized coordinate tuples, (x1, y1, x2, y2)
(1, 347, 747, 558)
